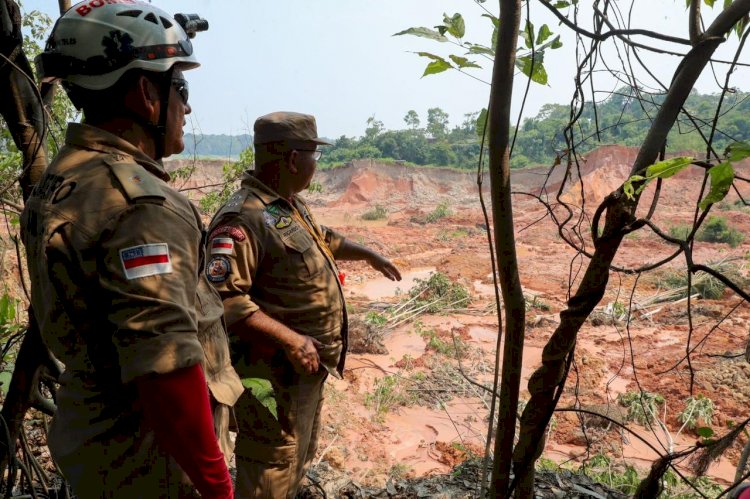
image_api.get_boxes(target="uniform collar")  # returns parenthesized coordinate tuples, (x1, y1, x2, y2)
(240, 173, 299, 207)
(65, 123, 170, 181)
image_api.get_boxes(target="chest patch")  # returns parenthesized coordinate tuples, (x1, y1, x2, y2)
(119, 243, 172, 280)
(210, 237, 234, 255)
(209, 225, 246, 242)
(275, 216, 292, 229)
(206, 256, 231, 283)
(263, 211, 276, 228)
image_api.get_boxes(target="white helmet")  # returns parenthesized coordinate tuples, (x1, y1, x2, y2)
(37, 1, 200, 90)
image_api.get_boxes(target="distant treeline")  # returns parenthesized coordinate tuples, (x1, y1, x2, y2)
(177, 88, 750, 168)
(179, 133, 252, 159)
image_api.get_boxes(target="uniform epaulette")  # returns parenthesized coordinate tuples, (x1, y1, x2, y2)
(104, 156, 166, 202)
(215, 189, 250, 219)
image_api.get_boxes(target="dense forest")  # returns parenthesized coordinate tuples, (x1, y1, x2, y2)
(174, 88, 750, 168)
(317, 88, 750, 169)
(181, 133, 252, 159)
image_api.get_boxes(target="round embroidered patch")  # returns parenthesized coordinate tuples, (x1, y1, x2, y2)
(206, 256, 231, 283)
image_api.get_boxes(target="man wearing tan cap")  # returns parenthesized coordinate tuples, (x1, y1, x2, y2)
(207, 111, 401, 498)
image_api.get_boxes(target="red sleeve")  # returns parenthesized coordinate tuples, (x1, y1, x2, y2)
(137, 364, 233, 498)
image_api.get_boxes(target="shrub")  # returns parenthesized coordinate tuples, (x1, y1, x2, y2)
(364, 311, 388, 326)
(436, 228, 471, 241)
(364, 375, 414, 420)
(409, 272, 470, 313)
(617, 391, 664, 425)
(697, 216, 744, 247)
(656, 259, 744, 300)
(678, 394, 714, 430)
(668, 224, 692, 240)
(361, 205, 388, 221)
(426, 201, 452, 223)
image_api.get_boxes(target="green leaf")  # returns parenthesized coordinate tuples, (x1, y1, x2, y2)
(0, 295, 9, 324)
(725, 141, 750, 162)
(515, 55, 548, 85)
(537, 24, 553, 44)
(481, 13, 500, 28)
(537, 35, 563, 52)
(443, 13, 466, 39)
(553, 1, 571, 7)
(645, 156, 694, 180)
(736, 15, 749, 38)
(449, 55, 481, 69)
(483, 14, 499, 52)
(242, 377, 278, 420)
(393, 27, 449, 42)
(414, 51, 444, 61)
(625, 157, 693, 197)
(522, 20, 535, 49)
(623, 175, 646, 200)
(696, 427, 714, 438)
(422, 59, 453, 77)
(699, 162, 735, 210)
(476, 108, 488, 138)
(465, 43, 495, 57)
(0, 371, 11, 398)
(704, 0, 716, 6)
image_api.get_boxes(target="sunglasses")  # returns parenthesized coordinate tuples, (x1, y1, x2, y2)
(296, 149, 322, 161)
(171, 78, 189, 104)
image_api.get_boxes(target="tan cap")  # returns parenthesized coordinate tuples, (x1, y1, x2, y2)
(253, 111, 333, 146)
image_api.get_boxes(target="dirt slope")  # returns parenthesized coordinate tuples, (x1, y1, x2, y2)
(165, 147, 750, 494)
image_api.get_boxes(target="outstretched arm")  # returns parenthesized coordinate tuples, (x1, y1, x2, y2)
(334, 238, 402, 281)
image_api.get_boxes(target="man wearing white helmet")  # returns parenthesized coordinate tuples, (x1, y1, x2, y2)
(20, 1, 243, 497)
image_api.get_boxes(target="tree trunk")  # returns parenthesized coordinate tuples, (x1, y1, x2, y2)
(0, 0, 62, 482)
(0, 0, 48, 198)
(511, 1, 750, 495)
(487, 0, 525, 497)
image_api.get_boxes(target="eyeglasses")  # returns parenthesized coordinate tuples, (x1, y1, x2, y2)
(296, 149, 322, 161)
(171, 78, 189, 105)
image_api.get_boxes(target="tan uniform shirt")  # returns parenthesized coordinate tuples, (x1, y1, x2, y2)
(207, 174, 348, 376)
(21, 124, 243, 476)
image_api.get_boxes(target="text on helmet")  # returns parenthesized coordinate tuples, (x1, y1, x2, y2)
(75, 0, 141, 17)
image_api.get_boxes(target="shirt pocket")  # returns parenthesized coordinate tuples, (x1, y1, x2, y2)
(278, 230, 326, 281)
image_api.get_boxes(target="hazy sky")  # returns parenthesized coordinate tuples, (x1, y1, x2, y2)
(21, 1, 750, 138)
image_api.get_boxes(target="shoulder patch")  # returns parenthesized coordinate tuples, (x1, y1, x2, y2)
(120, 243, 172, 280)
(206, 256, 231, 283)
(210, 237, 234, 255)
(105, 157, 165, 202)
(209, 225, 246, 242)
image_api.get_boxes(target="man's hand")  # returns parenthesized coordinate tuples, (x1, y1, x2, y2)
(368, 254, 402, 281)
(284, 333, 323, 375)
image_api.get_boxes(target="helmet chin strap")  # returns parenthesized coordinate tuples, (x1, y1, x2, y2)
(116, 68, 173, 160)
(152, 67, 175, 160)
